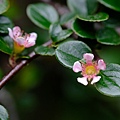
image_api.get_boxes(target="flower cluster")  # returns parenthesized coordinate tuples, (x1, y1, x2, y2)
(8, 26, 37, 54)
(73, 53, 106, 86)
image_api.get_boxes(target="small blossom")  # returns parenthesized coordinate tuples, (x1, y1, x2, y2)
(73, 53, 106, 86)
(8, 26, 37, 54)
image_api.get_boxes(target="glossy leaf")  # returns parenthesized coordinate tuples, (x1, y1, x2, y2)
(60, 12, 76, 24)
(0, 105, 9, 120)
(96, 28, 120, 45)
(67, 0, 98, 15)
(86, 0, 98, 14)
(49, 23, 73, 42)
(95, 63, 120, 96)
(0, 16, 13, 33)
(0, 37, 12, 54)
(49, 23, 62, 40)
(1, 35, 13, 49)
(27, 3, 59, 29)
(35, 46, 55, 56)
(77, 12, 109, 22)
(72, 19, 95, 39)
(0, 0, 10, 14)
(103, 18, 120, 28)
(55, 41, 91, 68)
(98, 0, 120, 12)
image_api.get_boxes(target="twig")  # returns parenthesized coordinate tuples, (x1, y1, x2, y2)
(0, 40, 52, 89)
(0, 52, 37, 89)
(0, 0, 70, 89)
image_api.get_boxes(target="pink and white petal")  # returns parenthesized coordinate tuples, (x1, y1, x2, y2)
(24, 33, 37, 48)
(91, 76, 101, 84)
(29, 32, 37, 42)
(97, 59, 106, 70)
(73, 61, 82, 73)
(83, 53, 94, 62)
(8, 28, 14, 39)
(13, 26, 21, 37)
(77, 77, 88, 86)
(25, 41, 36, 48)
(15, 37, 25, 46)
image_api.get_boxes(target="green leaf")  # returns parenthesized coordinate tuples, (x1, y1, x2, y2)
(67, 0, 98, 15)
(0, 37, 12, 54)
(98, 0, 120, 12)
(77, 12, 109, 22)
(96, 28, 120, 45)
(35, 46, 55, 56)
(55, 41, 91, 68)
(0, 16, 13, 33)
(1, 35, 13, 49)
(26, 3, 59, 29)
(103, 18, 120, 28)
(95, 63, 120, 96)
(86, 0, 98, 14)
(49, 23, 73, 42)
(0, 0, 10, 14)
(0, 105, 9, 120)
(60, 12, 76, 24)
(72, 19, 95, 39)
(49, 23, 62, 40)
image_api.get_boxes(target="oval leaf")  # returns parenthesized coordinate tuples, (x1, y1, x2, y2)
(0, 0, 10, 14)
(77, 12, 109, 22)
(72, 19, 95, 39)
(49, 23, 73, 42)
(96, 28, 120, 45)
(26, 3, 59, 29)
(54, 29, 73, 42)
(95, 63, 120, 96)
(0, 37, 12, 54)
(86, 0, 98, 15)
(0, 16, 13, 33)
(98, 0, 120, 12)
(49, 23, 62, 42)
(0, 105, 9, 120)
(55, 41, 91, 68)
(60, 12, 76, 24)
(103, 18, 120, 28)
(35, 46, 55, 56)
(67, 0, 98, 15)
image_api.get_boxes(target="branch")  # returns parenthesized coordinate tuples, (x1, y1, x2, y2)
(0, 40, 52, 89)
(0, 0, 70, 89)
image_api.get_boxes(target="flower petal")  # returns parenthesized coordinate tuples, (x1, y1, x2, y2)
(13, 26, 21, 37)
(25, 32, 37, 48)
(91, 76, 101, 84)
(15, 37, 26, 46)
(77, 77, 88, 86)
(8, 28, 14, 39)
(83, 53, 94, 62)
(97, 59, 106, 70)
(73, 61, 82, 73)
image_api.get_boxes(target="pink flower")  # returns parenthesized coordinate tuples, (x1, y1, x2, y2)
(8, 26, 37, 53)
(73, 53, 106, 86)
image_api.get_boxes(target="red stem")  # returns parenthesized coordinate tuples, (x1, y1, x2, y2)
(0, 40, 52, 89)
(0, 0, 70, 89)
